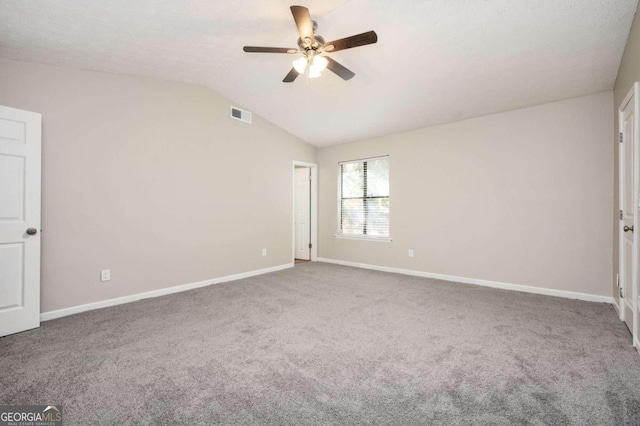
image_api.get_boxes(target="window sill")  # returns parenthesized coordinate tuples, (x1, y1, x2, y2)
(334, 234, 392, 242)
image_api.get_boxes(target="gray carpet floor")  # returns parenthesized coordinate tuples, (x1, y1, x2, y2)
(1, 262, 640, 425)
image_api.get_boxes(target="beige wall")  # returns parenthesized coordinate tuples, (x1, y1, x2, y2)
(613, 2, 640, 303)
(319, 92, 614, 297)
(0, 58, 316, 313)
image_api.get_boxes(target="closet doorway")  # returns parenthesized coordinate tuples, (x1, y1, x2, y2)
(293, 161, 317, 264)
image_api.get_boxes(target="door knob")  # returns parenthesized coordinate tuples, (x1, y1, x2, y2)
(624, 225, 634, 233)
(26, 228, 38, 235)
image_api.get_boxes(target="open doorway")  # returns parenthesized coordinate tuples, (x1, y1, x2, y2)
(293, 161, 317, 264)
(294, 167, 311, 263)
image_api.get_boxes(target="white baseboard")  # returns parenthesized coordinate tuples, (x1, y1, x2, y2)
(317, 258, 614, 304)
(612, 297, 621, 315)
(40, 263, 294, 322)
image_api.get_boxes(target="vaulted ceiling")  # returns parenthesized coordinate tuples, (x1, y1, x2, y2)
(0, 0, 637, 146)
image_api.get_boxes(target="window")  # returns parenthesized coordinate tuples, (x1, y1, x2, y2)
(338, 156, 390, 240)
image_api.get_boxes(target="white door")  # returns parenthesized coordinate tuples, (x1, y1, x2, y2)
(294, 167, 310, 260)
(0, 105, 41, 337)
(620, 93, 637, 333)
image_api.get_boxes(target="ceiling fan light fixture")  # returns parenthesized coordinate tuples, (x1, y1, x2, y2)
(293, 56, 308, 74)
(308, 67, 322, 79)
(311, 55, 328, 72)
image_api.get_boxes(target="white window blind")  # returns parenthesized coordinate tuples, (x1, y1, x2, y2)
(339, 156, 390, 238)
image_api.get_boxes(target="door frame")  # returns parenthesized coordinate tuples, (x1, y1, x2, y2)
(618, 82, 640, 347)
(292, 161, 318, 262)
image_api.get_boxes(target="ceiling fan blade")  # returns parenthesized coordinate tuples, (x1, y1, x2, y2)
(243, 46, 298, 54)
(325, 31, 378, 52)
(325, 57, 355, 80)
(290, 5, 315, 44)
(283, 68, 300, 83)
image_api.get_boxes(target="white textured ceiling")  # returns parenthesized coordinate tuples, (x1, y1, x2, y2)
(0, 0, 637, 146)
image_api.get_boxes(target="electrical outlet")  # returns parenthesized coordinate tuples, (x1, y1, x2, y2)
(262, 248, 267, 257)
(408, 249, 414, 258)
(100, 269, 110, 282)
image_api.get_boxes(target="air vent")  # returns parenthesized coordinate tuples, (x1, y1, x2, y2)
(230, 106, 252, 124)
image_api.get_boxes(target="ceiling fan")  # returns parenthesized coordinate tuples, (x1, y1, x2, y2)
(243, 5, 378, 82)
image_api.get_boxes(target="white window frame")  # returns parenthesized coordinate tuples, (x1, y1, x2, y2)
(335, 155, 392, 242)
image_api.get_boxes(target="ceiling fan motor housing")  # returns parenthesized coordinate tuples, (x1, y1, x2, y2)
(298, 35, 325, 53)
